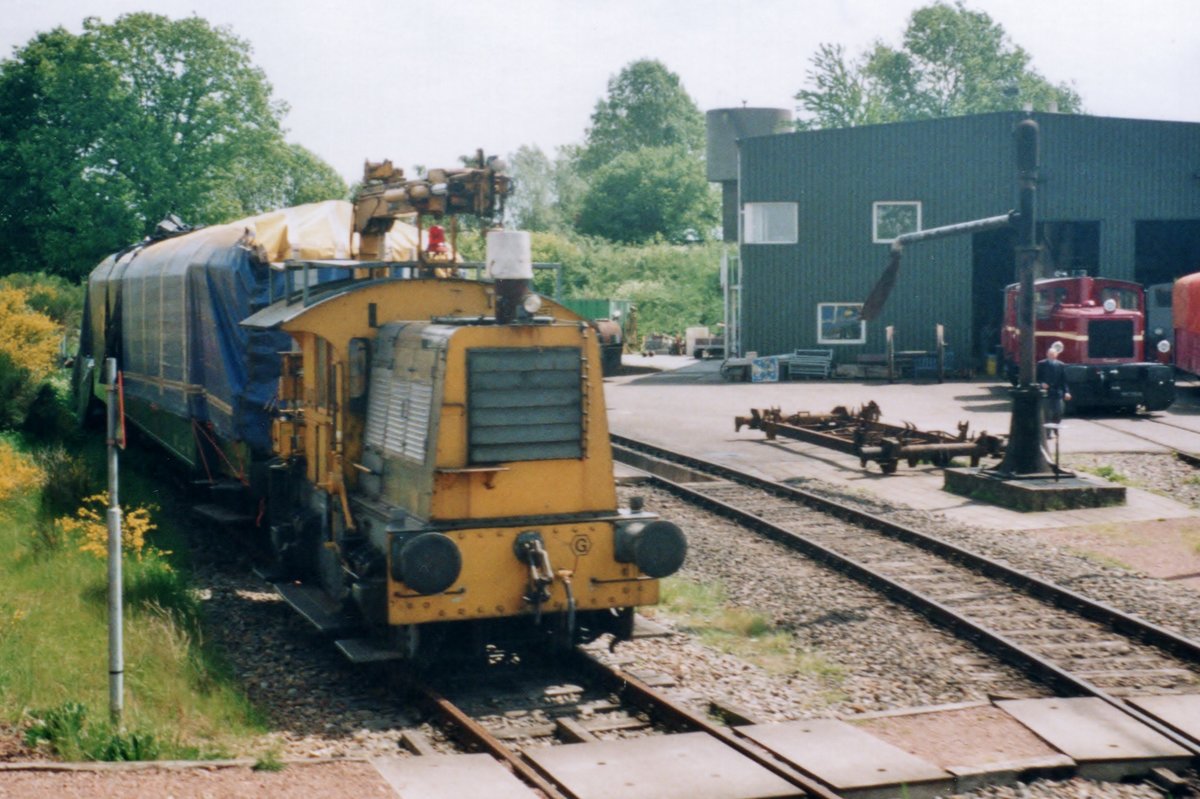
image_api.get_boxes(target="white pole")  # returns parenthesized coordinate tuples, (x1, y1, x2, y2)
(105, 358, 123, 726)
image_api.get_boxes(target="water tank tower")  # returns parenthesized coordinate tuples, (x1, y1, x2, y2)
(706, 107, 792, 241)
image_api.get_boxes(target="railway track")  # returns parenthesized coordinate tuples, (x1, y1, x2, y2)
(1081, 414, 1200, 467)
(611, 434, 1200, 761)
(395, 648, 842, 799)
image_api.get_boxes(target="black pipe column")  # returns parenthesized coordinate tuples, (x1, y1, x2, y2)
(991, 118, 1052, 477)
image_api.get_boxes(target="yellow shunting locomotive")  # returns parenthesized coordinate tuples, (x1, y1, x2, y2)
(78, 155, 686, 661)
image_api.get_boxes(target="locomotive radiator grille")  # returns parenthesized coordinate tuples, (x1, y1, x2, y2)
(467, 347, 583, 463)
(1087, 319, 1135, 359)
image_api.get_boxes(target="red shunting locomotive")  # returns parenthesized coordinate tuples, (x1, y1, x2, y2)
(1001, 274, 1174, 412)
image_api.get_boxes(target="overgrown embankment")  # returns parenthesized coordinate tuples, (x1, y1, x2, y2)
(0, 274, 267, 761)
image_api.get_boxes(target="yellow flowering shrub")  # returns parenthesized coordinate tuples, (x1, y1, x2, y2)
(0, 440, 46, 500)
(0, 287, 59, 386)
(57, 493, 163, 561)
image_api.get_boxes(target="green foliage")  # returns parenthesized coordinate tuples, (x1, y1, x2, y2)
(199, 142, 348, 222)
(1088, 464, 1128, 484)
(253, 751, 287, 772)
(795, 2, 1083, 129)
(544, 59, 715, 247)
(0, 14, 345, 279)
(795, 43, 888, 129)
(576, 145, 719, 245)
(21, 383, 76, 443)
(505, 144, 580, 233)
(577, 59, 705, 175)
(123, 553, 203, 633)
(457, 227, 723, 337)
(526, 231, 724, 338)
(0, 288, 61, 430)
(25, 701, 162, 761)
(0, 273, 84, 331)
(0, 433, 264, 759)
(34, 445, 97, 519)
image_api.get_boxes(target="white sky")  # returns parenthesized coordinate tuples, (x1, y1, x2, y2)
(3, 0, 1198, 184)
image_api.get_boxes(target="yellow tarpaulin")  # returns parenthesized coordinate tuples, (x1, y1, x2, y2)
(240, 199, 423, 262)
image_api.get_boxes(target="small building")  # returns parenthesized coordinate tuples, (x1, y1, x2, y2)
(727, 111, 1200, 368)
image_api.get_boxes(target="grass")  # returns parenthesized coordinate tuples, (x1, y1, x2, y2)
(652, 577, 844, 681)
(0, 429, 268, 761)
(1065, 548, 1133, 572)
(1085, 464, 1130, 484)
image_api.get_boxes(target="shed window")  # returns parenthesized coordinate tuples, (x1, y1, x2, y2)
(873, 201, 922, 243)
(744, 203, 797, 244)
(817, 303, 866, 344)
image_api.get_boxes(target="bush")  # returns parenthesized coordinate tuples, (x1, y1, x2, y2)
(0, 439, 45, 502)
(56, 493, 159, 561)
(22, 382, 77, 442)
(0, 287, 61, 429)
(34, 444, 99, 517)
(0, 272, 84, 331)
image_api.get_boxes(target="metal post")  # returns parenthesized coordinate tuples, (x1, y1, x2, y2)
(992, 118, 1052, 477)
(105, 358, 124, 726)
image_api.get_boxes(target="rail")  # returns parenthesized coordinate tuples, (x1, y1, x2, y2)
(611, 434, 1200, 762)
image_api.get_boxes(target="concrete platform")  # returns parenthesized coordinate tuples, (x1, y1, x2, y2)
(943, 468, 1125, 512)
(606, 360, 1200, 532)
(523, 732, 801, 799)
(372, 753, 537, 799)
(738, 719, 952, 799)
(995, 697, 1193, 781)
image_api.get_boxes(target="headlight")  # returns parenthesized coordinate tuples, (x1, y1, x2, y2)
(1158, 339, 1171, 354)
(522, 293, 543, 314)
(391, 532, 462, 595)
(614, 520, 686, 578)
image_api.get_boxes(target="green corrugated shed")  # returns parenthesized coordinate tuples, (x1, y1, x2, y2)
(560, 298, 632, 322)
(736, 112, 1200, 369)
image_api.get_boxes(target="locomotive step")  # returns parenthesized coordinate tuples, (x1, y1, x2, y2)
(191, 478, 249, 494)
(334, 638, 406, 664)
(272, 581, 363, 637)
(192, 503, 255, 527)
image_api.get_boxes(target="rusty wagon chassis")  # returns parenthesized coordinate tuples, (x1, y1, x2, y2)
(735, 402, 1006, 474)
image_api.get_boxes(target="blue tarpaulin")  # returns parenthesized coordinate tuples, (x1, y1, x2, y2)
(80, 201, 423, 459)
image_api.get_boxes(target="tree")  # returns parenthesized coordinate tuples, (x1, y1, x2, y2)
(575, 145, 717, 245)
(794, 43, 890, 130)
(795, 2, 1082, 129)
(505, 144, 565, 232)
(577, 59, 705, 174)
(200, 143, 348, 222)
(0, 14, 345, 279)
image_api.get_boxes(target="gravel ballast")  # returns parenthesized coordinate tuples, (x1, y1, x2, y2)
(5, 448, 1198, 798)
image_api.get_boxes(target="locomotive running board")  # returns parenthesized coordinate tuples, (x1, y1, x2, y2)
(272, 581, 362, 637)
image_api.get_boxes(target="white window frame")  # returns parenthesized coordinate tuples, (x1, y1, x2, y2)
(743, 202, 798, 244)
(817, 302, 866, 345)
(872, 201, 922, 243)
